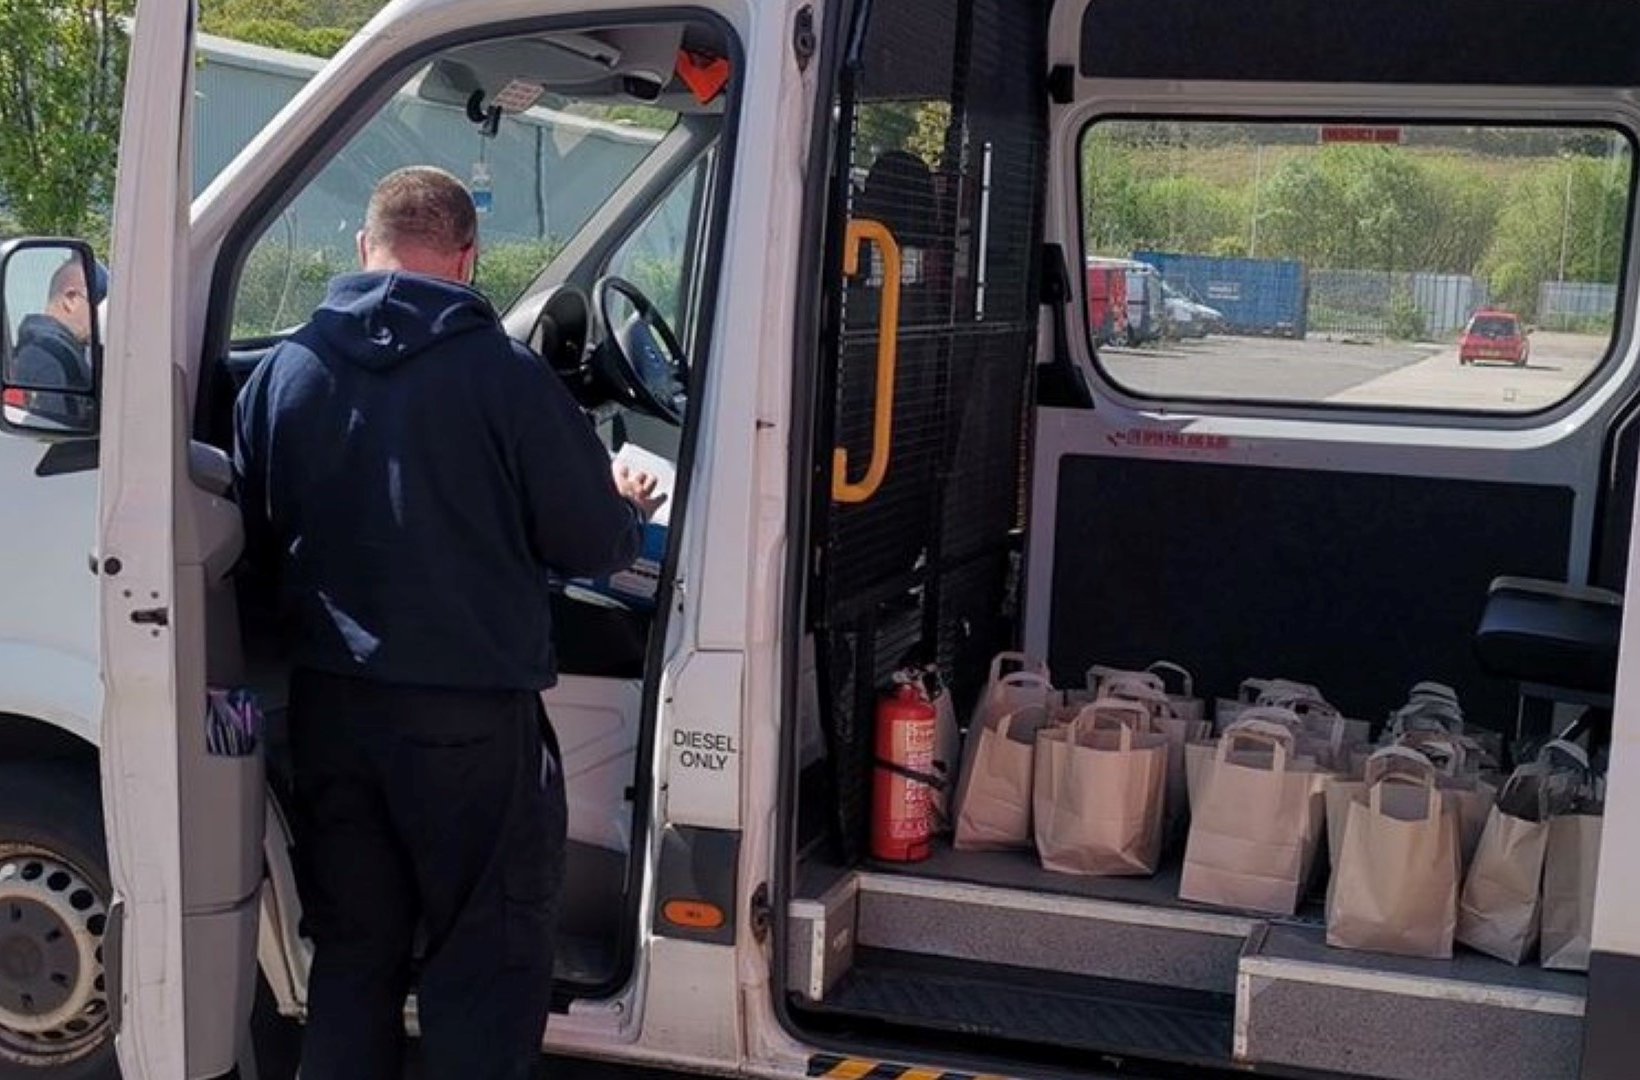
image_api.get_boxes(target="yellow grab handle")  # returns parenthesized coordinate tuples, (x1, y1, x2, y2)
(833, 218, 902, 504)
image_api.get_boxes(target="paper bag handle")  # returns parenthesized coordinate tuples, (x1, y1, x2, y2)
(1086, 665, 1165, 695)
(1070, 698, 1152, 735)
(1497, 765, 1556, 822)
(1218, 716, 1296, 770)
(1242, 677, 1321, 704)
(1145, 660, 1195, 697)
(1262, 691, 1338, 718)
(1368, 763, 1444, 820)
(1389, 696, 1464, 736)
(997, 670, 1054, 694)
(1101, 680, 1179, 720)
(1231, 706, 1303, 733)
(1409, 680, 1462, 707)
(994, 703, 1049, 743)
(988, 652, 1049, 684)
(1364, 744, 1440, 786)
(1536, 738, 1590, 772)
(1394, 730, 1467, 777)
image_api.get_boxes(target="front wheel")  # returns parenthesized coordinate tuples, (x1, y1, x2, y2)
(0, 763, 116, 1080)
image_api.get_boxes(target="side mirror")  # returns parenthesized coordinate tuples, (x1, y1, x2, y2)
(0, 238, 102, 438)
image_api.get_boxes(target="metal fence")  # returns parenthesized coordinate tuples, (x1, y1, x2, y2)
(1307, 268, 1489, 340)
(1539, 280, 1618, 332)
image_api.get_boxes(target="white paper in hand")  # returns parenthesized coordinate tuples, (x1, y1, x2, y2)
(613, 441, 676, 527)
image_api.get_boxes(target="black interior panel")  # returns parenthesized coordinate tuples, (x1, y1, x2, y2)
(1594, 410, 1639, 590)
(1048, 456, 1574, 730)
(1081, 0, 1640, 88)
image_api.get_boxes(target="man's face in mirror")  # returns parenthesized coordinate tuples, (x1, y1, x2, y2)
(46, 262, 95, 345)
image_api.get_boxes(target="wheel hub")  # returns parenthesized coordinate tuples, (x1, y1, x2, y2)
(0, 848, 109, 1064)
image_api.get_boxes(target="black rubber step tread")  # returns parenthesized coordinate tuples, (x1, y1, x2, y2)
(813, 948, 1236, 1065)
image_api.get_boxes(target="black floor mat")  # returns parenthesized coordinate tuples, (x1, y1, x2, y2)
(811, 949, 1235, 1065)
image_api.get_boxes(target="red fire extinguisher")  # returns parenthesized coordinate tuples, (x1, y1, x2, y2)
(872, 679, 938, 862)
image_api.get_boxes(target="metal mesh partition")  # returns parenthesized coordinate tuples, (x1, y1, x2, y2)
(812, 0, 1047, 862)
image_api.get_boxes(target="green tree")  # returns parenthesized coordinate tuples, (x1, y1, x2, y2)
(0, 0, 132, 238)
(1483, 157, 1628, 315)
(201, 0, 372, 58)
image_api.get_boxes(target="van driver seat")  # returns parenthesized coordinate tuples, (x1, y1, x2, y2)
(1474, 575, 1621, 747)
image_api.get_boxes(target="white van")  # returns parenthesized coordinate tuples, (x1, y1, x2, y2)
(0, 1, 1638, 1080)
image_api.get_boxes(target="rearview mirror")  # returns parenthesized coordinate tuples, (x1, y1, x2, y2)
(0, 239, 102, 437)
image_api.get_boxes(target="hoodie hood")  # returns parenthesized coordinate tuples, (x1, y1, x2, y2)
(310, 271, 498, 371)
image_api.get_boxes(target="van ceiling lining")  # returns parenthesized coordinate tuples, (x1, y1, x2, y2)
(1079, 0, 1640, 88)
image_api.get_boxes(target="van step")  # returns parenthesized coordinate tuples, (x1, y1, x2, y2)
(1237, 923, 1587, 1080)
(853, 859, 1256, 994)
(816, 949, 1236, 1066)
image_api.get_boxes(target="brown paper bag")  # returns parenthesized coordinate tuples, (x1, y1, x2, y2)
(970, 654, 1053, 733)
(1187, 706, 1304, 810)
(1326, 756, 1460, 959)
(1326, 746, 1432, 870)
(1397, 733, 1497, 868)
(1093, 682, 1210, 845)
(1180, 717, 1328, 915)
(953, 703, 1053, 851)
(1456, 767, 1555, 964)
(1330, 740, 1495, 871)
(1033, 700, 1168, 876)
(1541, 807, 1603, 971)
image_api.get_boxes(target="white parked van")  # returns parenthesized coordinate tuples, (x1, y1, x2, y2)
(1, 1, 1638, 1080)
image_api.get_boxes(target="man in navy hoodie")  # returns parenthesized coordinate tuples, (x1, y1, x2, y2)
(234, 166, 662, 1080)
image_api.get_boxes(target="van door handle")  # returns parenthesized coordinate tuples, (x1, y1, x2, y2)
(832, 218, 902, 505)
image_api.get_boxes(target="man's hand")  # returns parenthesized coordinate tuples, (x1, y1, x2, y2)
(615, 463, 668, 522)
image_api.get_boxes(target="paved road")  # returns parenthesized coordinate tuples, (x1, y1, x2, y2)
(1101, 331, 1610, 412)
(1325, 330, 1607, 411)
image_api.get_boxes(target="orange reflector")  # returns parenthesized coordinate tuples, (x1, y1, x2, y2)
(662, 898, 725, 930)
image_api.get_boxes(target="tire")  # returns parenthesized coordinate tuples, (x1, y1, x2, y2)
(0, 762, 117, 1080)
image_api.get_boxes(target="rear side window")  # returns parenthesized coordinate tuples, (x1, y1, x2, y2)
(1468, 315, 1519, 337)
(1079, 121, 1634, 413)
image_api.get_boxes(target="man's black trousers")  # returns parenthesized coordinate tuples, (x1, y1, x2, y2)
(286, 668, 567, 1079)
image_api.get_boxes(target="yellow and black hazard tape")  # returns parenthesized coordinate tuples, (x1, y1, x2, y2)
(807, 1055, 1008, 1080)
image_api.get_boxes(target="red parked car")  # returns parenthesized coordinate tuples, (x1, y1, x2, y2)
(1459, 310, 1530, 366)
(1085, 261, 1130, 347)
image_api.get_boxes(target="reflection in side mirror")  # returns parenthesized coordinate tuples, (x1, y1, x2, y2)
(0, 238, 104, 438)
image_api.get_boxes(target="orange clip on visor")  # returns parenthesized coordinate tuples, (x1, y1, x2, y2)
(677, 49, 731, 106)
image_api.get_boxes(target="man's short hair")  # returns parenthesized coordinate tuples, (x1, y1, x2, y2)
(364, 167, 478, 256)
(48, 258, 85, 302)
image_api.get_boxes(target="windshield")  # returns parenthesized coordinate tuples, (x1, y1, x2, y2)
(1470, 316, 1519, 338)
(219, 38, 679, 340)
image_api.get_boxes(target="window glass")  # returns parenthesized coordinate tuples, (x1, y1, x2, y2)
(605, 152, 711, 334)
(230, 49, 677, 339)
(1080, 121, 1633, 412)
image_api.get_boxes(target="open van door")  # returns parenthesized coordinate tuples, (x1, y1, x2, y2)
(97, 1, 259, 1076)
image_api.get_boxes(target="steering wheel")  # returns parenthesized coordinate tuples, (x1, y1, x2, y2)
(592, 275, 689, 426)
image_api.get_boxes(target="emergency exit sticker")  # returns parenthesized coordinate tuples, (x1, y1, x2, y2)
(1319, 125, 1402, 145)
